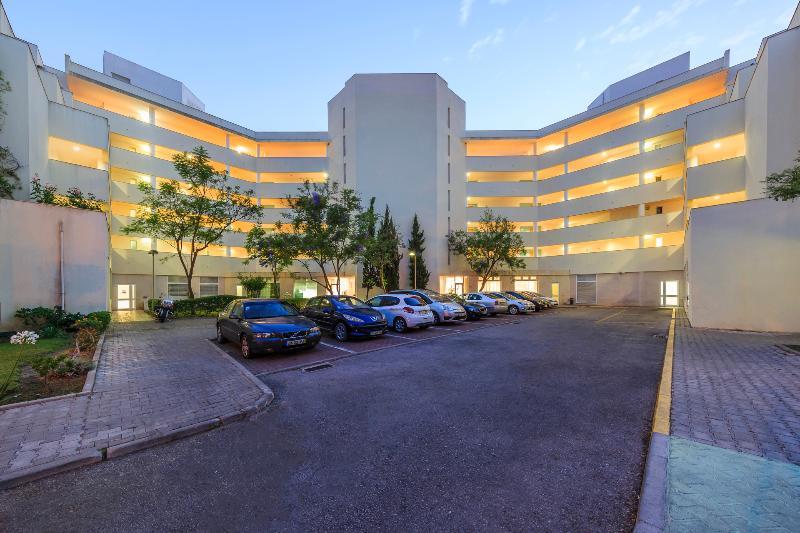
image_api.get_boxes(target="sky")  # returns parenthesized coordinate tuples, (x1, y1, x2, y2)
(5, 0, 797, 132)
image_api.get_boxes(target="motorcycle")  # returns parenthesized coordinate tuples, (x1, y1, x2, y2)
(154, 298, 175, 323)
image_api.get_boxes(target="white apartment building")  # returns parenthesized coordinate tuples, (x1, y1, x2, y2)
(1, 1, 799, 331)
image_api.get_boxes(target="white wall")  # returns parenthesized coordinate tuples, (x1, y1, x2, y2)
(687, 198, 800, 332)
(0, 199, 109, 330)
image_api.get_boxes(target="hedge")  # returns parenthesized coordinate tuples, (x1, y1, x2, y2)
(147, 295, 311, 316)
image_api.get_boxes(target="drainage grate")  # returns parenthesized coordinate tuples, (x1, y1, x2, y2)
(777, 344, 800, 356)
(302, 362, 333, 372)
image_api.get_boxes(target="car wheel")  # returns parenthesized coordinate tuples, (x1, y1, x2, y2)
(216, 324, 227, 344)
(432, 312, 441, 325)
(393, 317, 408, 333)
(334, 322, 349, 342)
(240, 335, 251, 359)
(509, 305, 519, 315)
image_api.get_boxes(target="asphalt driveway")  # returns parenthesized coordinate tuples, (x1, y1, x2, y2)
(0, 307, 671, 532)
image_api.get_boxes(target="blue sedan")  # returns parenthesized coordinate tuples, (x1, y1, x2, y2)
(216, 299, 322, 358)
(302, 295, 387, 341)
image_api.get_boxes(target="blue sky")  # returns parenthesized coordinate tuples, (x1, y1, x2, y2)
(5, 0, 796, 131)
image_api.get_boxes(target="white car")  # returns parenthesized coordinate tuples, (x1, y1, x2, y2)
(366, 294, 435, 332)
(490, 292, 534, 315)
(465, 292, 506, 315)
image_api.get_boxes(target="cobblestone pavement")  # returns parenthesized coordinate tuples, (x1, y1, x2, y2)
(664, 310, 800, 531)
(0, 319, 265, 483)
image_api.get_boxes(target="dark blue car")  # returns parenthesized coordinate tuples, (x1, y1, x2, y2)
(302, 295, 387, 341)
(216, 299, 322, 358)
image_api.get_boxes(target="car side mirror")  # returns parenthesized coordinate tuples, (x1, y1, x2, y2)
(229, 313, 241, 320)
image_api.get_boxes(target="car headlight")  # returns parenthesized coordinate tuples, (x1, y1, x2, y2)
(309, 326, 321, 333)
(252, 332, 276, 339)
(341, 314, 365, 323)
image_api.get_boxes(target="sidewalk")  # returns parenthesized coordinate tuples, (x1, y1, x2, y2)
(0, 319, 272, 488)
(637, 310, 800, 532)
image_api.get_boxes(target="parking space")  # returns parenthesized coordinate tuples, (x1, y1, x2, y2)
(214, 312, 530, 375)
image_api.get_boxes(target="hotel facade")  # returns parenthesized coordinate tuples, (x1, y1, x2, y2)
(1, 2, 799, 332)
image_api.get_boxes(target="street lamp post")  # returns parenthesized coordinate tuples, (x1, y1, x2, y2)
(409, 251, 417, 289)
(147, 249, 159, 304)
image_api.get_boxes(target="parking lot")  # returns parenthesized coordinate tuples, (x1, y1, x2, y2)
(0, 306, 672, 532)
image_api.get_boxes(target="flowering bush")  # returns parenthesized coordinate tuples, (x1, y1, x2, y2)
(31, 354, 93, 379)
(10, 330, 39, 345)
(30, 176, 103, 211)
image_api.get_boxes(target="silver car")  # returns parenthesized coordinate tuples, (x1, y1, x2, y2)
(465, 292, 507, 315)
(389, 289, 467, 324)
(492, 292, 535, 315)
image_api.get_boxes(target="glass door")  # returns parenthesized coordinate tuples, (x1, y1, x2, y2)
(660, 280, 679, 306)
(115, 284, 135, 310)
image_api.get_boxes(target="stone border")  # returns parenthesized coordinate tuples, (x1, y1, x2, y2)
(634, 308, 677, 532)
(0, 336, 273, 490)
(0, 334, 105, 413)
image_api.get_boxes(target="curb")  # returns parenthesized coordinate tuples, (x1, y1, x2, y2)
(0, 338, 274, 491)
(0, 449, 103, 490)
(0, 333, 106, 413)
(634, 308, 677, 532)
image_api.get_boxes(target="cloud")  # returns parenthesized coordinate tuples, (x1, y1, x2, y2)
(574, 37, 587, 51)
(602, 0, 706, 44)
(460, 0, 475, 25)
(721, 27, 757, 48)
(468, 28, 505, 59)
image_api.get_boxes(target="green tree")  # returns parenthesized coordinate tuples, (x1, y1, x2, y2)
(237, 273, 269, 298)
(378, 205, 403, 291)
(359, 198, 382, 297)
(244, 223, 297, 296)
(29, 176, 103, 211)
(279, 180, 370, 295)
(764, 150, 800, 201)
(123, 146, 262, 298)
(0, 70, 20, 199)
(407, 214, 431, 289)
(447, 208, 526, 291)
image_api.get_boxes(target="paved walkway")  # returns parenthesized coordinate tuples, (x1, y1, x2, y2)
(0, 319, 270, 487)
(663, 311, 800, 531)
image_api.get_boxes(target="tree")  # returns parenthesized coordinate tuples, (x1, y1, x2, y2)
(407, 214, 431, 289)
(0, 70, 20, 199)
(123, 146, 262, 298)
(447, 209, 526, 291)
(244, 223, 297, 297)
(237, 274, 269, 298)
(30, 176, 103, 211)
(764, 150, 800, 201)
(378, 205, 403, 291)
(359, 198, 382, 297)
(279, 180, 370, 295)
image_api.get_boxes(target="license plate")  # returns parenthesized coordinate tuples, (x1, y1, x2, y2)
(370, 330, 383, 336)
(286, 338, 306, 346)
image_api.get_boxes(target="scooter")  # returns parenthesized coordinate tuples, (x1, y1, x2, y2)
(154, 298, 175, 323)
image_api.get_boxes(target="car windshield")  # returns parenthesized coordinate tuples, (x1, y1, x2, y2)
(427, 293, 450, 302)
(335, 296, 370, 309)
(243, 301, 298, 319)
(448, 295, 465, 304)
(403, 296, 426, 306)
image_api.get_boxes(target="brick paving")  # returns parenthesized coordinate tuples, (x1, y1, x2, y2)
(671, 310, 800, 464)
(0, 319, 266, 482)
(662, 309, 800, 531)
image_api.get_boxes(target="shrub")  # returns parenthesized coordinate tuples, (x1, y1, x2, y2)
(14, 307, 84, 331)
(84, 311, 111, 332)
(284, 298, 309, 310)
(31, 354, 94, 380)
(149, 295, 239, 317)
(38, 325, 64, 339)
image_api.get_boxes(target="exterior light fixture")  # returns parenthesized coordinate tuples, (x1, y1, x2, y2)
(72, 145, 81, 152)
(714, 142, 721, 149)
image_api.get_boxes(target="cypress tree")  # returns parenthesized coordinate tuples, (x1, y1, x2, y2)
(378, 205, 403, 291)
(407, 214, 431, 289)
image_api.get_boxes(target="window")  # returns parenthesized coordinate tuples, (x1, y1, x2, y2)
(343, 135, 346, 157)
(129, 239, 137, 250)
(447, 107, 451, 129)
(447, 162, 451, 184)
(514, 276, 537, 292)
(199, 276, 219, 297)
(441, 276, 465, 295)
(167, 276, 189, 298)
(342, 107, 346, 129)
(447, 135, 451, 156)
(484, 277, 502, 292)
(656, 206, 663, 214)
(660, 280, 679, 306)
(343, 162, 347, 184)
(447, 190, 451, 211)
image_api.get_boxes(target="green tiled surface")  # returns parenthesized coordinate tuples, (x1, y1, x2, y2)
(667, 436, 800, 532)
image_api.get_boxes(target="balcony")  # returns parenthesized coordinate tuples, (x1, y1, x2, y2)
(466, 180, 534, 197)
(47, 160, 109, 201)
(466, 206, 536, 222)
(538, 244, 684, 274)
(686, 156, 745, 200)
(257, 157, 328, 174)
(465, 155, 535, 172)
(537, 212, 683, 247)
(539, 177, 683, 220)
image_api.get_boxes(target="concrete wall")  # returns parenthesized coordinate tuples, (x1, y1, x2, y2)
(687, 198, 800, 332)
(0, 199, 109, 330)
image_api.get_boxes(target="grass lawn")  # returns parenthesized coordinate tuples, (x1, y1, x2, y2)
(0, 336, 74, 404)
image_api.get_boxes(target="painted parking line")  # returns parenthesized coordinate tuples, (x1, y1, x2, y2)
(318, 341, 357, 354)
(596, 309, 626, 323)
(384, 333, 414, 340)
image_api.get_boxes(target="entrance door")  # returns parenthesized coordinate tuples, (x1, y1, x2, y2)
(116, 284, 135, 310)
(660, 280, 679, 307)
(551, 282, 560, 303)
